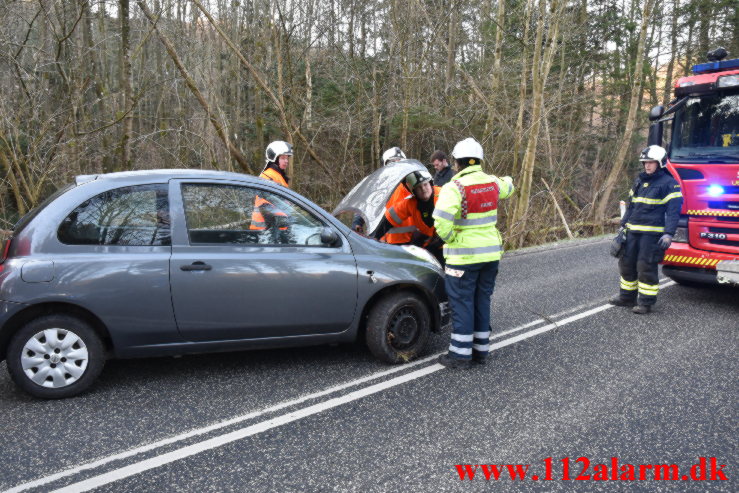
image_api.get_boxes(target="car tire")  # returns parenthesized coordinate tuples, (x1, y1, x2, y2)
(6, 315, 105, 399)
(366, 292, 430, 364)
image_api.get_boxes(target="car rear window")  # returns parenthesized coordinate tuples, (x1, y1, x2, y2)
(58, 184, 170, 246)
(12, 184, 75, 235)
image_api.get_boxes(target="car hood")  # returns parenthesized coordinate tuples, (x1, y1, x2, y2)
(333, 159, 428, 234)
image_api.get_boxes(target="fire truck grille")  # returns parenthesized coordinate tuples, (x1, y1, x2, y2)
(708, 239, 739, 248)
(708, 227, 739, 234)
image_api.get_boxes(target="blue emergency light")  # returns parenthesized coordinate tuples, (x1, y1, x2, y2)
(692, 58, 739, 74)
(707, 185, 724, 197)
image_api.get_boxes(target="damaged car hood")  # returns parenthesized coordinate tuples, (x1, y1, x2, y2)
(333, 159, 428, 234)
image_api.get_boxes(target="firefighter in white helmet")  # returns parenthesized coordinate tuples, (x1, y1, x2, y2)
(433, 137, 514, 368)
(382, 147, 406, 166)
(372, 169, 444, 264)
(261, 140, 293, 187)
(352, 147, 410, 233)
(609, 145, 682, 314)
(251, 140, 293, 235)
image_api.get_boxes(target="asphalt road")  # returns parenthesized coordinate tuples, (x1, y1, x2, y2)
(1, 238, 736, 492)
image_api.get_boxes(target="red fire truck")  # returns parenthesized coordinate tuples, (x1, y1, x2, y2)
(647, 48, 739, 285)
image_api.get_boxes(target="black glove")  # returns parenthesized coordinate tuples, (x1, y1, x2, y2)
(410, 231, 430, 247)
(609, 228, 627, 258)
(426, 234, 444, 250)
(658, 234, 672, 250)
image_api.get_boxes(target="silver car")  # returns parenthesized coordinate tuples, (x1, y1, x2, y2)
(0, 170, 446, 398)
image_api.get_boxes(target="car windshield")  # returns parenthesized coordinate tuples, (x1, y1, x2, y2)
(670, 90, 739, 163)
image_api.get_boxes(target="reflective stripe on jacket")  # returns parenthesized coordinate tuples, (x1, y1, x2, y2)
(381, 183, 415, 244)
(250, 167, 288, 230)
(432, 166, 514, 265)
(620, 168, 682, 235)
(385, 186, 441, 239)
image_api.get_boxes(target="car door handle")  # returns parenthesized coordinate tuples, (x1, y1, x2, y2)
(180, 262, 212, 271)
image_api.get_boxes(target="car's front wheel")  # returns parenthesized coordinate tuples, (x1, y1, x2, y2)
(7, 315, 105, 399)
(366, 292, 430, 364)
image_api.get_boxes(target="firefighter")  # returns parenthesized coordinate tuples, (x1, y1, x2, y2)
(371, 169, 444, 264)
(433, 137, 514, 369)
(251, 141, 292, 234)
(260, 140, 292, 187)
(352, 147, 410, 234)
(382, 146, 406, 166)
(610, 145, 683, 314)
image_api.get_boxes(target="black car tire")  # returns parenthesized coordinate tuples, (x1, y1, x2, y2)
(366, 292, 430, 364)
(7, 315, 105, 399)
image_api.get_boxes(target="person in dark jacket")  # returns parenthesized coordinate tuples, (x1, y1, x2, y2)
(610, 145, 683, 314)
(430, 150, 453, 187)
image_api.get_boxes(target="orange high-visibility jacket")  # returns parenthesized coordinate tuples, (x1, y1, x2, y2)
(251, 167, 288, 230)
(384, 186, 441, 241)
(380, 183, 416, 244)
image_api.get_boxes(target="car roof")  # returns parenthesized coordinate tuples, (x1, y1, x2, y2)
(75, 169, 263, 186)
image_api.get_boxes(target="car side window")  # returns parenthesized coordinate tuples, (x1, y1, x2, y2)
(181, 183, 328, 246)
(58, 184, 170, 246)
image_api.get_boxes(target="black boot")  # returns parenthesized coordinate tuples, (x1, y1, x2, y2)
(609, 297, 636, 307)
(438, 354, 472, 369)
(633, 305, 652, 314)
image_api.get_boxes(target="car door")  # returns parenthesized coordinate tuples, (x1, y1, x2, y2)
(168, 179, 358, 341)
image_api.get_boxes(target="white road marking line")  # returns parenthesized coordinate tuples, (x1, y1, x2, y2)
(491, 279, 672, 340)
(48, 365, 444, 493)
(492, 318, 545, 340)
(3, 353, 438, 493)
(7, 281, 679, 493)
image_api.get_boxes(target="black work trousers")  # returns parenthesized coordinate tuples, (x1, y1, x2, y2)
(618, 232, 664, 306)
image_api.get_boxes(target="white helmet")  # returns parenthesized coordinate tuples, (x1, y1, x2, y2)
(404, 169, 433, 192)
(382, 147, 406, 166)
(451, 137, 484, 163)
(639, 145, 667, 167)
(266, 140, 293, 164)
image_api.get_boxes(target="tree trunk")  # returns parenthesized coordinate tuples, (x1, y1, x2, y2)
(662, 0, 679, 105)
(511, 0, 563, 232)
(484, 0, 505, 140)
(118, 0, 133, 171)
(136, 0, 254, 174)
(513, 0, 534, 174)
(594, 0, 657, 227)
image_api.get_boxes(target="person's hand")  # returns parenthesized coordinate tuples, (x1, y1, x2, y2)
(658, 234, 672, 249)
(410, 231, 430, 247)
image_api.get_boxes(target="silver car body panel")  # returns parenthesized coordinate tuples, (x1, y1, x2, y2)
(332, 160, 427, 235)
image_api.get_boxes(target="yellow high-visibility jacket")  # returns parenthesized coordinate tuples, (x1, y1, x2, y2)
(432, 165, 514, 265)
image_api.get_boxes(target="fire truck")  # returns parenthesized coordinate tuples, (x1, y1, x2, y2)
(647, 48, 739, 285)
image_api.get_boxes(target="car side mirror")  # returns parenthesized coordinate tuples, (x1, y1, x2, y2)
(320, 227, 340, 246)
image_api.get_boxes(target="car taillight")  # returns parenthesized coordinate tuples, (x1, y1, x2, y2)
(1, 238, 11, 264)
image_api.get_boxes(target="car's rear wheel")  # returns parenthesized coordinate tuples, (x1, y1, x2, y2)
(7, 315, 105, 399)
(366, 292, 430, 364)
